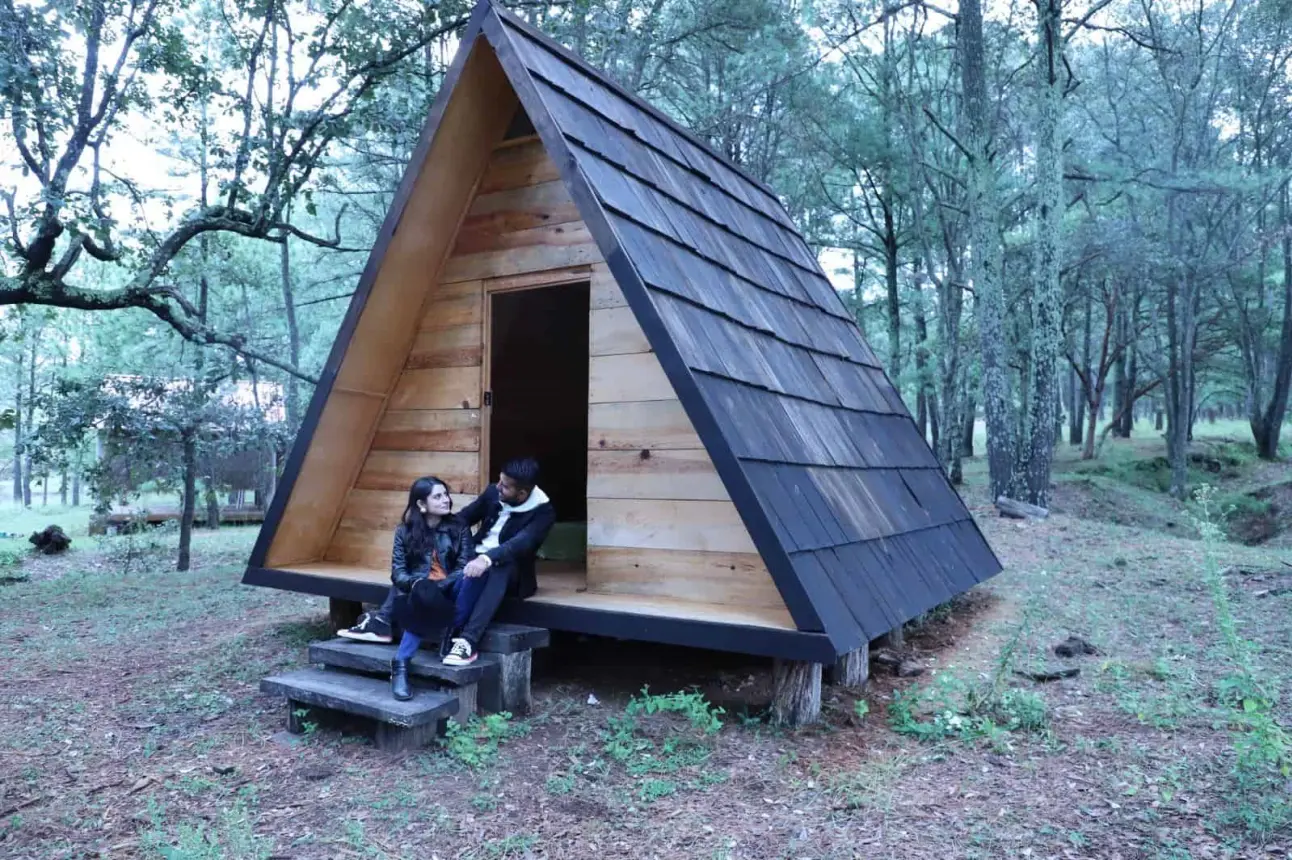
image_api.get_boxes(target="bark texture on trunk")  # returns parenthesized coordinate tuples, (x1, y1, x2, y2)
(960, 0, 1015, 499)
(771, 660, 822, 727)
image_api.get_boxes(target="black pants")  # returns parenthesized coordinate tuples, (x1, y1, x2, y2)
(382, 562, 514, 647)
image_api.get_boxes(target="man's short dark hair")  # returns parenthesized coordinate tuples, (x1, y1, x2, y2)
(502, 457, 540, 490)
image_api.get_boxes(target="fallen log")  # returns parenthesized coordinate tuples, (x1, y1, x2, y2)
(996, 496, 1049, 520)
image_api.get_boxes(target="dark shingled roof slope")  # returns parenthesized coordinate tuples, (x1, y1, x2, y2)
(478, 2, 1002, 654)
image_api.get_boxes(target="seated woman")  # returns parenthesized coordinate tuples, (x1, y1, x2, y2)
(386, 476, 471, 701)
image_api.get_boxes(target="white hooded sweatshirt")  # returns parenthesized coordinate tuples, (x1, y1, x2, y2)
(474, 485, 550, 556)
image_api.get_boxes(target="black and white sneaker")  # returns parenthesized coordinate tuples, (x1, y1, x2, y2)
(442, 637, 477, 666)
(337, 612, 392, 643)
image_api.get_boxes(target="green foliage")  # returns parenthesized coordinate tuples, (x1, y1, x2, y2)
(1193, 486, 1292, 834)
(441, 712, 529, 769)
(887, 598, 1049, 744)
(600, 688, 725, 802)
(140, 797, 271, 860)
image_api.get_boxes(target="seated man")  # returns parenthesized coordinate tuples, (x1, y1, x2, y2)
(339, 457, 555, 666)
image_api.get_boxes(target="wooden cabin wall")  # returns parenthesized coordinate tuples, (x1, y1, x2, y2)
(264, 41, 515, 568)
(584, 246, 788, 616)
(323, 138, 598, 569)
(310, 129, 790, 621)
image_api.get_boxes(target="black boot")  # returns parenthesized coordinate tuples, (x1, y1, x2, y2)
(391, 659, 411, 701)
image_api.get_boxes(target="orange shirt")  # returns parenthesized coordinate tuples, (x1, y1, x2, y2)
(427, 549, 446, 581)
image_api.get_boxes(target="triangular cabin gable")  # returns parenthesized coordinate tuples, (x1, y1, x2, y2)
(258, 70, 794, 625)
(248, 2, 1001, 662)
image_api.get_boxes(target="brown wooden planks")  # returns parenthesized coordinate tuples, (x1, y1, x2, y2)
(587, 449, 728, 500)
(420, 281, 484, 331)
(389, 367, 482, 411)
(590, 306, 650, 356)
(478, 139, 562, 193)
(589, 353, 674, 403)
(485, 265, 593, 293)
(586, 546, 786, 610)
(441, 242, 603, 283)
(333, 46, 514, 395)
(355, 450, 480, 494)
(405, 324, 483, 369)
(587, 498, 757, 554)
(452, 220, 594, 256)
(589, 263, 627, 309)
(372, 409, 481, 452)
(588, 400, 703, 450)
(265, 392, 385, 567)
(457, 179, 582, 240)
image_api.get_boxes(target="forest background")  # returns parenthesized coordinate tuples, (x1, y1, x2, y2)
(3, 0, 1291, 568)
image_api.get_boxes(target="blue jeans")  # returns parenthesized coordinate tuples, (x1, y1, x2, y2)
(385, 563, 513, 650)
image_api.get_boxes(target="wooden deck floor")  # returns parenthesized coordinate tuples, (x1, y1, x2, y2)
(278, 561, 795, 630)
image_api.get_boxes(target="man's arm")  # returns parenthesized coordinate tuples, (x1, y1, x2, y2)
(483, 504, 556, 567)
(457, 486, 495, 529)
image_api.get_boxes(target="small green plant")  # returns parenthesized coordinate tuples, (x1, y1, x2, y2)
(140, 797, 270, 860)
(600, 688, 725, 801)
(292, 708, 318, 736)
(887, 596, 1050, 743)
(442, 712, 528, 769)
(474, 833, 538, 859)
(545, 773, 576, 795)
(853, 699, 870, 719)
(639, 778, 677, 801)
(1193, 485, 1292, 834)
(470, 792, 498, 812)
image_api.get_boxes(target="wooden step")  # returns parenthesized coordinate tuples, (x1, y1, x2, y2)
(261, 667, 457, 751)
(472, 623, 550, 654)
(310, 639, 499, 685)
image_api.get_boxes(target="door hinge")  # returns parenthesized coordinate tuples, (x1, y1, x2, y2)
(483, 390, 493, 407)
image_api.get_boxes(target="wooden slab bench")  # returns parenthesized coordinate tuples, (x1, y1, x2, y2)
(261, 668, 458, 752)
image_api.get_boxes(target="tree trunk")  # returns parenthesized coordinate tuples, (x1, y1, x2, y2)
(960, 0, 1015, 500)
(884, 220, 901, 383)
(1020, 0, 1064, 508)
(962, 397, 976, 458)
(178, 430, 197, 572)
(12, 345, 22, 504)
(59, 467, 67, 506)
(281, 236, 302, 430)
(1068, 366, 1083, 445)
(22, 332, 37, 507)
(771, 660, 822, 727)
(1253, 182, 1292, 459)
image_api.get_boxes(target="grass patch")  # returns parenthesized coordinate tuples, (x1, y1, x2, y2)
(601, 688, 726, 801)
(442, 712, 530, 769)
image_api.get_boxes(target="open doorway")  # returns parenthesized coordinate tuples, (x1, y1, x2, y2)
(486, 282, 589, 586)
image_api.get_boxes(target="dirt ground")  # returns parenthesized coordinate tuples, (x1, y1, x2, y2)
(2, 453, 1292, 859)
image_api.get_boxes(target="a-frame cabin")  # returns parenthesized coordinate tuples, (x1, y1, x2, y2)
(243, 0, 1002, 664)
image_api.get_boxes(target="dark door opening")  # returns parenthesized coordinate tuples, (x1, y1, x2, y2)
(487, 283, 589, 531)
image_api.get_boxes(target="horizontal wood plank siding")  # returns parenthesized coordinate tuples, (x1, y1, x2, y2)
(586, 547, 787, 612)
(586, 450, 729, 501)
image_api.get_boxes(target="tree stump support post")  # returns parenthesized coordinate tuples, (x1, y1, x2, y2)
(329, 598, 362, 633)
(875, 626, 905, 652)
(826, 643, 869, 688)
(771, 659, 821, 726)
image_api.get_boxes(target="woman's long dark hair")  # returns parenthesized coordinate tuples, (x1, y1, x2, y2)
(401, 476, 450, 559)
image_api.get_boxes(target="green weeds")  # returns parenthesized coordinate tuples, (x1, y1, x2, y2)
(442, 712, 529, 769)
(600, 688, 726, 801)
(1194, 485, 1292, 834)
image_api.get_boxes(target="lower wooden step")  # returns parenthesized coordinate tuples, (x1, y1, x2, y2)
(261, 667, 458, 751)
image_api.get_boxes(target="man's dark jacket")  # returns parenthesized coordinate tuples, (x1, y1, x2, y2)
(458, 484, 556, 599)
